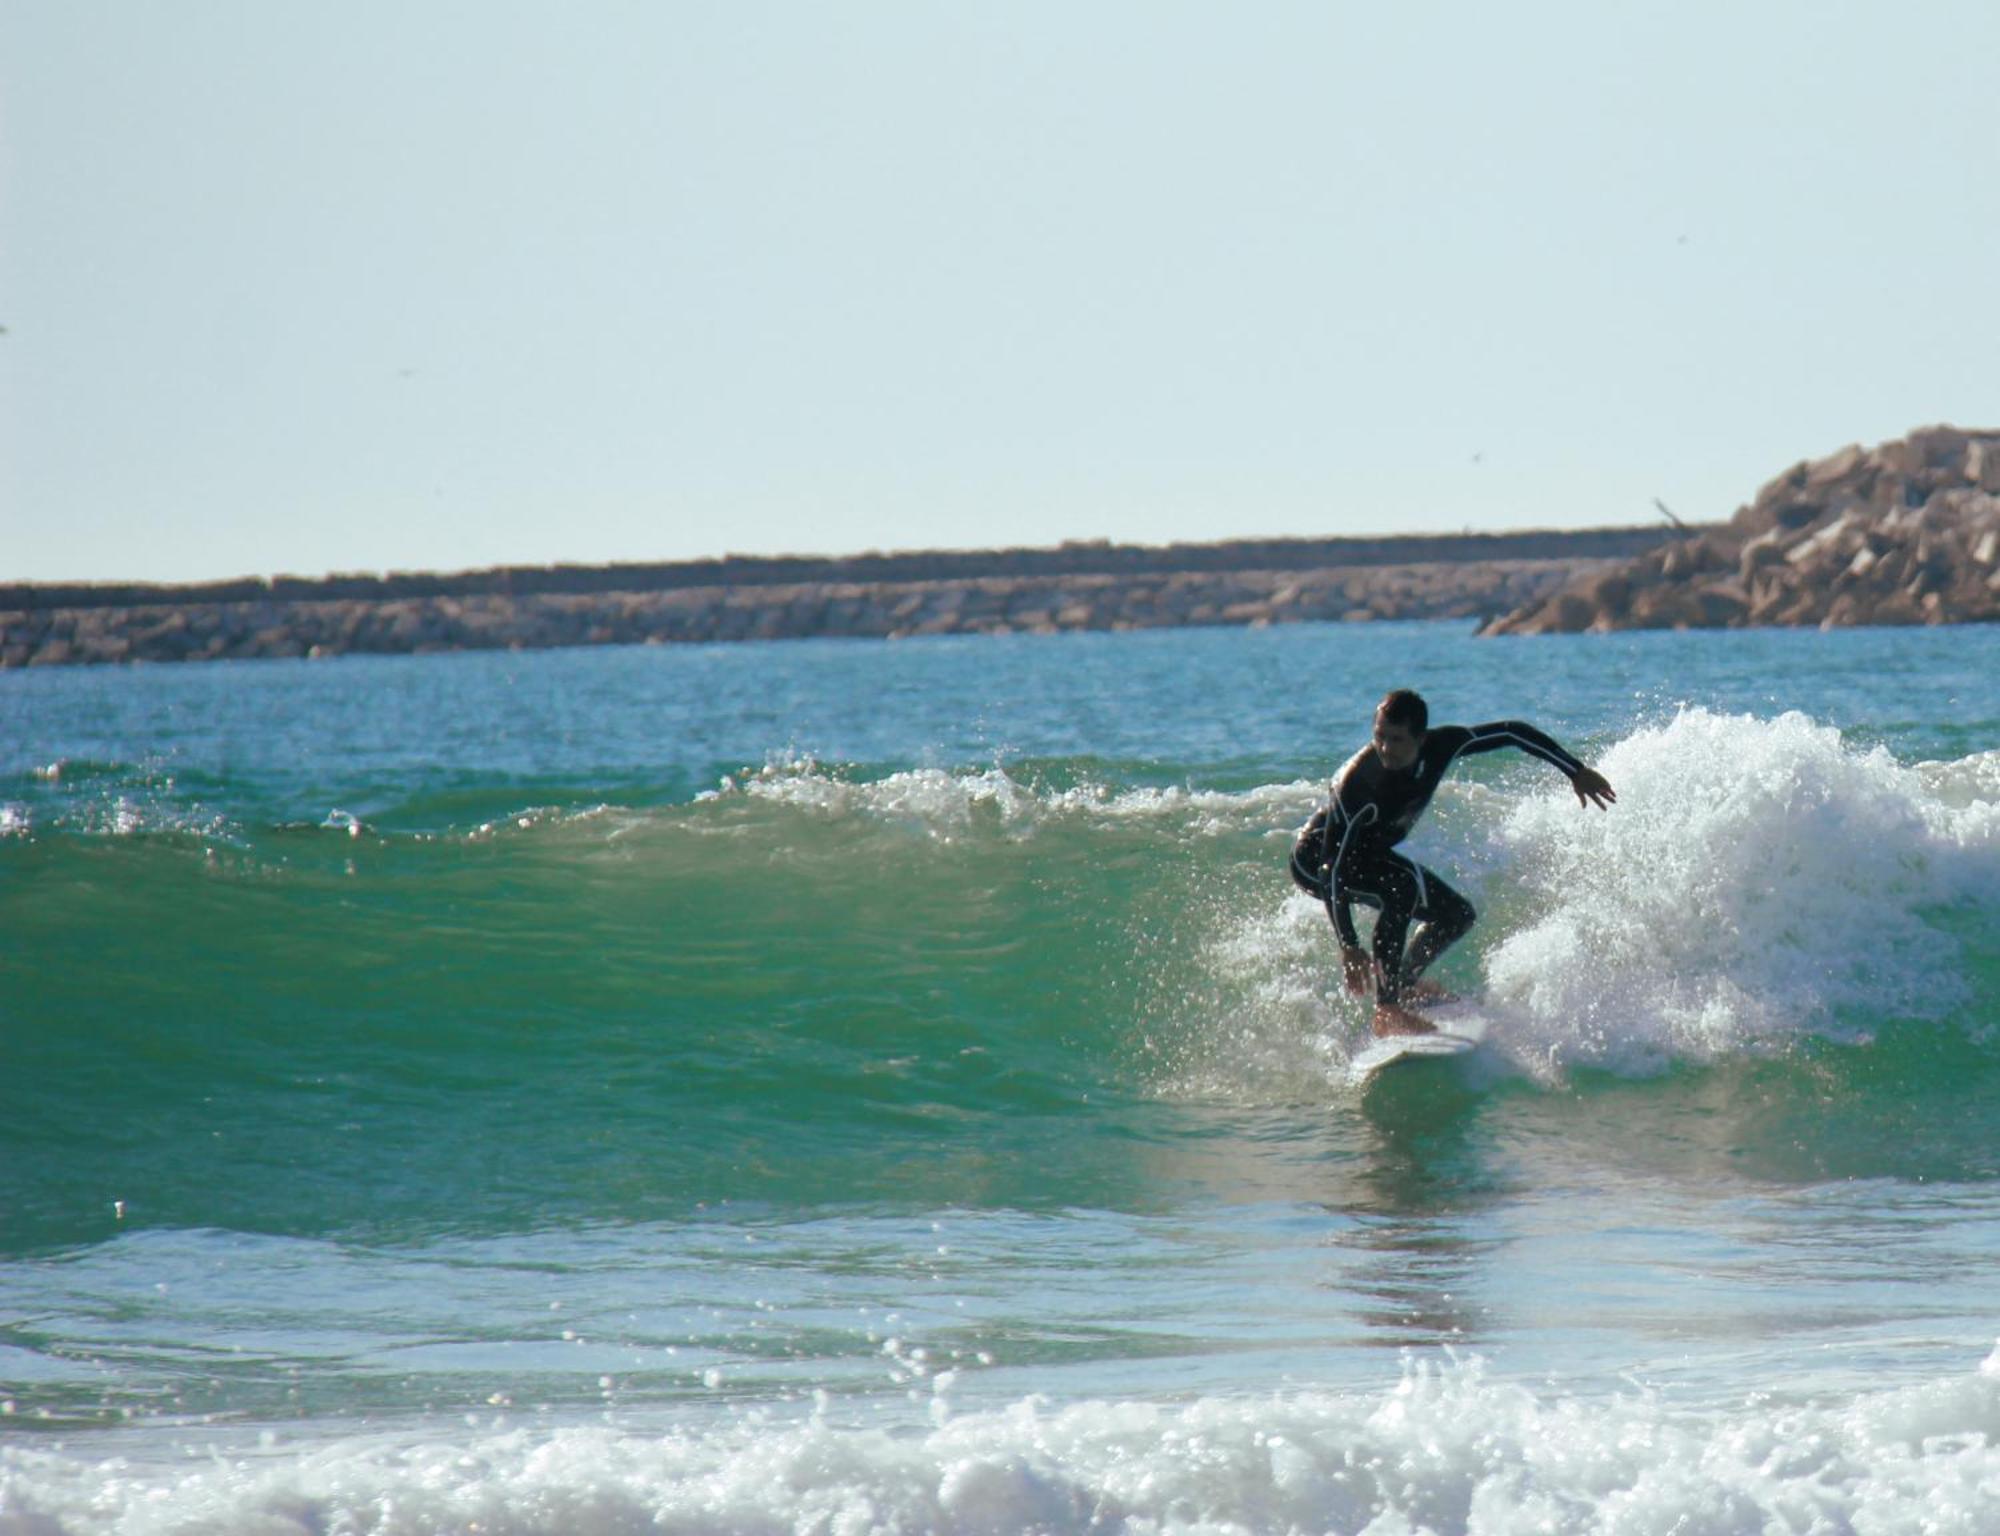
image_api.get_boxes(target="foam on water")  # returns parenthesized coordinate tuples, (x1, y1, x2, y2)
(1485, 709, 2000, 1073)
(715, 753, 1315, 840)
(7, 1348, 2000, 1536)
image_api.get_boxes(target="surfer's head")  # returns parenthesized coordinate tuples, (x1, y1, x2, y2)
(1373, 689, 1427, 770)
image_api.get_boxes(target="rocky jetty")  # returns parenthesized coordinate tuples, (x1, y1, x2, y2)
(1, 529, 1664, 668)
(1484, 426, 2000, 634)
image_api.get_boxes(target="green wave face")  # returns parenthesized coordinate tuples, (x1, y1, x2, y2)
(0, 771, 1257, 1248)
(7, 730, 2000, 1255)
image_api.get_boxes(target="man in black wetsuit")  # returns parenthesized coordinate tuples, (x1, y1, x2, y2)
(1291, 689, 1616, 1035)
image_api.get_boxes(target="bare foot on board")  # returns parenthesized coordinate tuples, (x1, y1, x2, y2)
(1371, 1001, 1438, 1037)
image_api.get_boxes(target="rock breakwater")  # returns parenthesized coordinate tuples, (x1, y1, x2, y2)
(1484, 425, 2000, 634)
(3, 530, 1662, 668)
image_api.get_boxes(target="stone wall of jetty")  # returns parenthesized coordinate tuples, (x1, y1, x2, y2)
(1485, 426, 2000, 634)
(2, 530, 1663, 668)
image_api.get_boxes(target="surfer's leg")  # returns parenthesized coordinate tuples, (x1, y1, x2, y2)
(1401, 865, 1475, 988)
(1339, 856, 1434, 1035)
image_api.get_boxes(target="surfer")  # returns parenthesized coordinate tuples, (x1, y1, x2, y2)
(1290, 689, 1615, 1036)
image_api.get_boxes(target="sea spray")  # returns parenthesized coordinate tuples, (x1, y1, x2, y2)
(1485, 709, 2000, 1072)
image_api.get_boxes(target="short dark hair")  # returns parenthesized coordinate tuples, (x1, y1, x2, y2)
(1377, 689, 1428, 734)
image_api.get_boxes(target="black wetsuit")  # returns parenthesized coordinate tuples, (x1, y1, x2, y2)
(1289, 721, 1588, 1002)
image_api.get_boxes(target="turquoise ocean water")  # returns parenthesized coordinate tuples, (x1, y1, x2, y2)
(4, 620, 1999, 1533)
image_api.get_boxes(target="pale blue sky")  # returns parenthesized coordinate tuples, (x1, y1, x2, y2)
(4, 1, 1996, 583)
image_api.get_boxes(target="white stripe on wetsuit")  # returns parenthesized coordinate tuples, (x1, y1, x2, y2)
(1447, 724, 1585, 777)
(1326, 798, 1376, 875)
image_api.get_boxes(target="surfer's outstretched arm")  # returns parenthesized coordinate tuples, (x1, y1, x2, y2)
(1452, 720, 1616, 810)
(1322, 775, 1389, 991)
(1290, 804, 1377, 993)
(1338, 936, 1373, 996)
(1325, 869, 1374, 995)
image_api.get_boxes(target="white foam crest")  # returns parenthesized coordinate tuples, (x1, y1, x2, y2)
(1485, 709, 2000, 1071)
(10, 1349, 2000, 1536)
(717, 756, 1324, 841)
(740, 760, 1040, 832)
(1918, 747, 2000, 824)
(46, 795, 236, 843)
(458, 803, 624, 843)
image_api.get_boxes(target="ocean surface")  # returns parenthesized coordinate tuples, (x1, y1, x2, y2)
(4, 620, 1998, 1534)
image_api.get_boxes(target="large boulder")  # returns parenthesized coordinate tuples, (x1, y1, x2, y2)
(1483, 425, 2000, 633)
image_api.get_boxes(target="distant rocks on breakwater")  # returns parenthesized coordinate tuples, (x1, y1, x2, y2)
(1, 529, 1665, 669)
(15, 426, 1994, 669)
(1484, 425, 2000, 634)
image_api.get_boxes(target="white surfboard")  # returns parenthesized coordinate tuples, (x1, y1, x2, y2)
(1345, 1000, 1491, 1085)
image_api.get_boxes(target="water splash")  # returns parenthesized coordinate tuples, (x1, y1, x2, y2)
(1486, 709, 2000, 1072)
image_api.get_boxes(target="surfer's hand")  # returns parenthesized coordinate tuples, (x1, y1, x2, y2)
(1572, 767, 1616, 810)
(1340, 945, 1373, 995)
